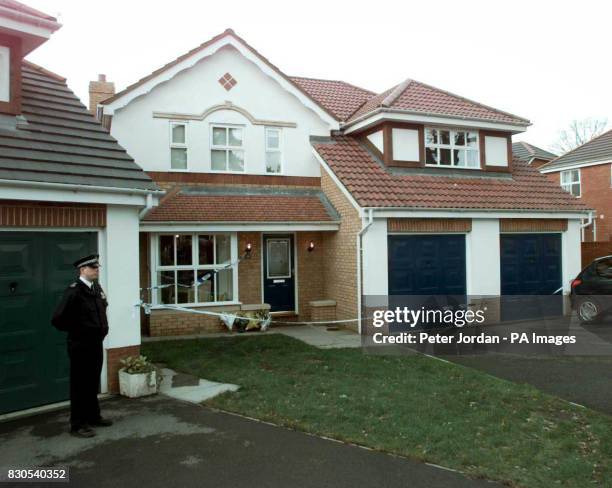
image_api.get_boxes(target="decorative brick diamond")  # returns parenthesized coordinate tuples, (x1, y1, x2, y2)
(218, 72, 237, 91)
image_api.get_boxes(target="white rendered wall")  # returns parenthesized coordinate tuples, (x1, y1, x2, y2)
(466, 219, 501, 295)
(484, 136, 509, 167)
(361, 218, 388, 296)
(100, 205, 141, 352)
(392, 128, 419, 161)
(366, 130, 383, 153)
(562, 219, 582, 292)
(110, 45, 331, 177)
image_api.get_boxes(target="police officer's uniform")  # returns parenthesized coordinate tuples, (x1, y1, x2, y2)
(51, 254, 112, 436)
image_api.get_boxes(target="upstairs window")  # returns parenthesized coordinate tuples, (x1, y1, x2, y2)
(0, 46, 10, 102)
(425, 128, 479, 168)
(170, 122, 187, 170)
(265, 127, 282, 174)
(211, 125, 244, 172)
(561, 169, 580, 197)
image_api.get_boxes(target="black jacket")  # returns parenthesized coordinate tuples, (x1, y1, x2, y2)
(52, 279, 109, 343)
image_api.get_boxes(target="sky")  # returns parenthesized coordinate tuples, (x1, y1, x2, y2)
(24, 0, 611, 153)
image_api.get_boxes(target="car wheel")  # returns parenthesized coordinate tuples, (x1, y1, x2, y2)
(577, 297, 602, 324)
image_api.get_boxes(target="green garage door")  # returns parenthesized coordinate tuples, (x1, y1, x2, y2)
(0, 232, 97, 414)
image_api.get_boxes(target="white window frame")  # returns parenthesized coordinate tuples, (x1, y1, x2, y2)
(560, 169, 581, 198)
(265, 127, 283, 174)
(169, 121, 188, 171)
(424, 127, 480, 169)
(0, 46, 9, 103)
(210, 124, 246, 173)
(150, 232, 239, 307)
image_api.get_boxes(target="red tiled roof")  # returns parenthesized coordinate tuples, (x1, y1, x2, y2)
(347, 79, 529, 126)
(0, 0, 57, 21)
(143, 189, 339, 222)
(313, 136, 589, 211)
(289, 76, 374, 122)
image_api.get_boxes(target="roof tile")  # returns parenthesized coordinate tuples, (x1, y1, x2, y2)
(313, 136, 589, 211)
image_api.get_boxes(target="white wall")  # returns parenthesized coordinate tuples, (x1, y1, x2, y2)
(466, 219, 501, 295)
(361, 218, 388, 295)
(110, 45, 331, 177)
(0, 45, 9, 102)
(484, 136, 509, 167)
(392, 128, 419, 161)
(562, 219, 582, 292)
(366, 130, 383, 153)
(100, 205, 141, 351)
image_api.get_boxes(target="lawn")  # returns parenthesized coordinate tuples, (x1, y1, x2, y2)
(142, 334, 612, 488)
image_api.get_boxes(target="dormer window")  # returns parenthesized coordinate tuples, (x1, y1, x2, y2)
(425, 128, 479, 168)
(0, 46, 9, 102)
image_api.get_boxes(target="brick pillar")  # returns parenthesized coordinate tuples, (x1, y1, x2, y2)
(89, 74, 115, 116)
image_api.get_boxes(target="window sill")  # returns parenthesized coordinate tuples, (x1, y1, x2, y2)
(155, 301, 242, 309)
(424, 164, 481, 171)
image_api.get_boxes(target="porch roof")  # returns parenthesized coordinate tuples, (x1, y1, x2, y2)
(142, 186, 340, 224)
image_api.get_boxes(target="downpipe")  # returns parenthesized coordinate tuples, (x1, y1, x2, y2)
(356, 208, 374, 334)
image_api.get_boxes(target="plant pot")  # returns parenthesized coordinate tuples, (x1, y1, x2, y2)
(118, 368, 158, 398)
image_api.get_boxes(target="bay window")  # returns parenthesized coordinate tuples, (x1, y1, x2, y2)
(153, 233, 237, 305)
(425, 128, 479, 168)
(560, 169, 580, 197)
(211, 125, 245, 172)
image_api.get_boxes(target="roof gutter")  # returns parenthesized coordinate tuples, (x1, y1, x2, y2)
(341, 107, 531, 131)
(359, 206, 592, 216)
(0, 178, 164, 196)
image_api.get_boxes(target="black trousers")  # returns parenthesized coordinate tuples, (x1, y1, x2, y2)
(67, 339, 103, 429)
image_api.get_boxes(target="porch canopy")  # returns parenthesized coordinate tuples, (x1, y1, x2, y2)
(141, 185, 340, 231)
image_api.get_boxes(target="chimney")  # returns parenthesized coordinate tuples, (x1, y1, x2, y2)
(88, 74, 115, 116)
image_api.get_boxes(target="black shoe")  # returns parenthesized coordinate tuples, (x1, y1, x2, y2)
(89, 417, 113, 427)
(70, 425, 96, 438)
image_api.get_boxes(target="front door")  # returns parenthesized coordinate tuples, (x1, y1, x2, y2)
(0, 231, 97, 414)
(262, 234, 295, 312)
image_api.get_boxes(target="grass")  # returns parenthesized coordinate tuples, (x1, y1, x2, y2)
(142, 334, 612, 487)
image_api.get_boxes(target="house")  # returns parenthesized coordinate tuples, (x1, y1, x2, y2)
(95, 28, 589, 337)
(540, 129, 612, 241)
(512, 141, 557, 168)
(0, 0, 162, 415)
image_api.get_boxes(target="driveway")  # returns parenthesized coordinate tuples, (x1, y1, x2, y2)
(0, 395, 499, 488)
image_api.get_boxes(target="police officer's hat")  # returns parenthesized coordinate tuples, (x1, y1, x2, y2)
(73, 254, 101, 269)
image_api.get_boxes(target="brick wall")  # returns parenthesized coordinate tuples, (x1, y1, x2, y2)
(320, 170, 361, 331)
(296, 231, 326, 318)
(149, 307, 237, 335)
(238, 232, 262, 304)
(106, 344, 140, 394)
(582, 241, 612, 268)
(388, 218, 471, 232)
(0, 200, 106, 227)
(500, 218, 567, 232)
(545, 165, 609, 241)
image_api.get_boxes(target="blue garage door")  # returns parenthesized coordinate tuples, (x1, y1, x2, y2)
(500, 233, 562, 320)
(388, 235, 466, 296)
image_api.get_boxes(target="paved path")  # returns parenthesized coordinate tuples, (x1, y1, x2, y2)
(0, 395, 499, 488)
(144, 324, 362, 349)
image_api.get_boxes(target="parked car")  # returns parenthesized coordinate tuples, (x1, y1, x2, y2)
(571, 256, 612, 323)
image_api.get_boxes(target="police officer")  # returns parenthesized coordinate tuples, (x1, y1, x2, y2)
(51, 254, 113, 438)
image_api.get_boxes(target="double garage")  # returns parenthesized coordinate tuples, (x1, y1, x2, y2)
(388, 232, 562, 297)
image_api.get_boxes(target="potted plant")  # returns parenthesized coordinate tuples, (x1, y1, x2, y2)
(118, 355, 161, 398)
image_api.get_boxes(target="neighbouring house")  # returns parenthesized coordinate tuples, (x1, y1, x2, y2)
(0, 0, 162, 415)
(540, 129, 612, 242)
(512, 141, 557, 168)
(95, 28, 589, 337)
